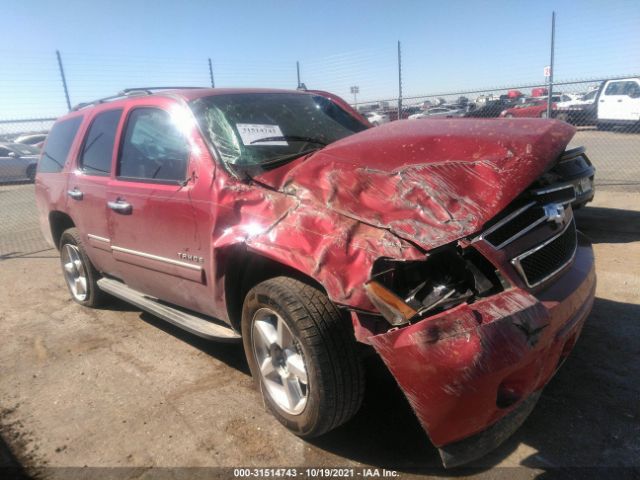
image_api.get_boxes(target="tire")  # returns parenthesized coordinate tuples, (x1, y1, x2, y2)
(26, 165, 36, 182)
(59, 228, 108, 307)
(241, 276, 364, 438)
(556, 112, 569, 123)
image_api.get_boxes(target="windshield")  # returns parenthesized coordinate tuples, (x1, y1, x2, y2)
(9, 143, 39, 155)
(190, 93, 368, 170)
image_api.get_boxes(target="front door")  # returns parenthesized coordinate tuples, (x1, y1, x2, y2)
(106, 104, 217, 317)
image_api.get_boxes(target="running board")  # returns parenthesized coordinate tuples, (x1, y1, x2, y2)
(97, 278, 240, 342)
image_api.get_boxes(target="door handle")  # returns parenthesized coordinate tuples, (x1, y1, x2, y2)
(617, 99, 623, 102)
(599, 100, 605, 102)
(107, 199, 132, 214)
(67, 189, 83, 200)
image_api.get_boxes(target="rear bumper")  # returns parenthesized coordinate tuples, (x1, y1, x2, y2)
(369, 238, 596, 466)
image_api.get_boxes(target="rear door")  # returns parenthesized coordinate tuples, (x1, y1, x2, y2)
(621, 80, 640, 121)
(66, 108, 123, 274)
(106, 101, 217, 317)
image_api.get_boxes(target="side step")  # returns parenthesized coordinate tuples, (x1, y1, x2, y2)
(97, 278, 241, 342)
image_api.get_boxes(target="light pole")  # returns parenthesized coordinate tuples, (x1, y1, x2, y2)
(350, 86, 359, 110)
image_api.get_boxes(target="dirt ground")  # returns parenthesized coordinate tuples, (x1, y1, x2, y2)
(0, 190, 639, 479)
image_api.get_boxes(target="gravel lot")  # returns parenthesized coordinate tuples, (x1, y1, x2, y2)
(0, 189, 639, 479)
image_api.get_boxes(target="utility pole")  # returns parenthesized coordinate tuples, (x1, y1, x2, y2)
(397, 41, 403, 121)
(546, 12, 556, 118)
(296, 61, 301, 88)
(208, 58, 215, 87)
(56, 50, 72, 111)
(350, 86, 359, 109)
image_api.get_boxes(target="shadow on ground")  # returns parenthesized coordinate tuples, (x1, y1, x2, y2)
(125, 291, 640, 476)
(575, 206, 640, 244)
(308, 296, 640, 475)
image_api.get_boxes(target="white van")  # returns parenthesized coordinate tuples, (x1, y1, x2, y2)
(597, 77, 640, 129)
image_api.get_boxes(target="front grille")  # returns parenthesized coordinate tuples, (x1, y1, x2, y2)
(512, 220, 577, 288)
(484, 203, 546, 248)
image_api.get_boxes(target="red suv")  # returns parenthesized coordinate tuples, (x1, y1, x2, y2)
(35, 87, 596, 467)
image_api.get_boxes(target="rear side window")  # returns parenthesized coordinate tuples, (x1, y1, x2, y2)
(118, 108, 189, 182)
(79, 109, 122, 175)
(39, 116, 83, 173)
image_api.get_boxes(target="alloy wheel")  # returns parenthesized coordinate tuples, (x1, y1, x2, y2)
(61, 244, 88, 301)
(251, 307, 308, 415)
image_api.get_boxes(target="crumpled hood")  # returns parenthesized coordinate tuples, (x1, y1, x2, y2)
(255, 118, 576, 251)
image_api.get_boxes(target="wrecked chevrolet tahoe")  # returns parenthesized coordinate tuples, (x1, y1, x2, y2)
(35, 87, 596, 467)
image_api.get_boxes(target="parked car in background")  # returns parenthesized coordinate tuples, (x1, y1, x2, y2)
(465, 99, 516, 118)
(364, 111, 389, 126)
(501, 99, 555, 118)
(14, 133, 48, 146)
(0, 142, 39, 182)
(409, 106, 466, 119)
(597, 77, 640, 130)
(555, 89, 599, 126)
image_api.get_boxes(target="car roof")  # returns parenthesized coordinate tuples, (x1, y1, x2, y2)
(56, 87, 322, 122)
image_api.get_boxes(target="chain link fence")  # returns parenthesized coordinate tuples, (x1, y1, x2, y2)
(1, 49, 639, 257)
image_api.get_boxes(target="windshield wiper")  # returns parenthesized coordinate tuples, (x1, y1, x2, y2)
(258, 147, 323, 168)
(250, 135, 328, 146)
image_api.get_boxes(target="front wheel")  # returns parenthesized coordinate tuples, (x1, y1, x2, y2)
(242, 277, 364, 438)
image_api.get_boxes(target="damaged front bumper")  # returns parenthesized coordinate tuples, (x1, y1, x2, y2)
(367, 236, 596, 468)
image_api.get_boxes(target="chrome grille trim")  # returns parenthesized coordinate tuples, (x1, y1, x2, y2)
(510, 219, 578, 288)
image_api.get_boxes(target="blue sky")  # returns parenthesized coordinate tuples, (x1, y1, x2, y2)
(1, 0, 639, 118)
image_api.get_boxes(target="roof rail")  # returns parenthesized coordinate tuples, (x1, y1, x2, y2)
(70, 86, 208, 111)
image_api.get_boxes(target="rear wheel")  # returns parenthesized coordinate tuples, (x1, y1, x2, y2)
(26, 165, 36, 182)
(242, 277, 364, 437)
(59, 228, 107, 307)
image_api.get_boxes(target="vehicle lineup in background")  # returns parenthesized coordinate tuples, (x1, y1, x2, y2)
(0, 142, 39, 182)
(36, 87, 597, 468)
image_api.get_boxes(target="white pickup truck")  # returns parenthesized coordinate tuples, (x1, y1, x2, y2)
(597, 77, 640, 130)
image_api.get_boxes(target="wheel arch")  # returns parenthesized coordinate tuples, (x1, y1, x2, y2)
(222, 245, 329, 333)
(48, 211, 76, 250)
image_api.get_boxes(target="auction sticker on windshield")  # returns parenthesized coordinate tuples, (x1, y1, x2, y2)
(236, 123, 287, 146)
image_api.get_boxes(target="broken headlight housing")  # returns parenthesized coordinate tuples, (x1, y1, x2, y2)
(365, 247, 504, 326)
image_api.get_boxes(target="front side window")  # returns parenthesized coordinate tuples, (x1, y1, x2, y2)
(605, 82, 624, 96)
(80, 109, 122, 175)
(190, 93, 368, 171)
(39, 116, 83, 173)
(118, 108, 190, 182)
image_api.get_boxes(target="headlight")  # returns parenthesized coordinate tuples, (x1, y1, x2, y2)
(365, 247, 504, 326)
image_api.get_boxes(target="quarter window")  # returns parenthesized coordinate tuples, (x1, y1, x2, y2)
(80, 109, 122, 175)
(39, 116, 83, 173)
(118, 108, 189, 182)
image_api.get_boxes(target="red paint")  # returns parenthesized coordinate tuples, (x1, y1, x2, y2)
(35, 88, 595, 460)
(501, 101, 557, 118)
(369, 240, 595, 446)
